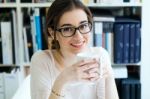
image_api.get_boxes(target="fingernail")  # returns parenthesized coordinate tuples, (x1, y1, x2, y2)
(93, 58, 96, 61)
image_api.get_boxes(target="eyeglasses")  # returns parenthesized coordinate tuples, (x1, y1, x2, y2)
(56, 22, 92, 37)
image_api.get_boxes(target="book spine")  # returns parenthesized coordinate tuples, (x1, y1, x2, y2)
(34, 8, 42, 50)
(131, 83, 136, 99)
(114, 23, 124, 63)
(123, 24, 130, 63)
(94, 22, 103, 47)
(23, 27, 30, 63)
(134, 23, 141, 63)
(136, 83, 141, 99)
(0, 73, 4, 99)
(0, 22, 13, 64)
(129, 24, 136, 63)
(121, 80, 130, 99)
(0, 25, 2, 63)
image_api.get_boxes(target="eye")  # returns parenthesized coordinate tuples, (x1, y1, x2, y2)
(79, 23, 89, 30)
(61, 27, 74, 33)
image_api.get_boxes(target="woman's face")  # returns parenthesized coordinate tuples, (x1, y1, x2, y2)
(56, 9, 91, 55)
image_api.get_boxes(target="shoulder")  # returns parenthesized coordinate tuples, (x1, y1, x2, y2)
(30, 50, 55, 69)
(30, 50, 55, 73)
(31, 50, 53, 62)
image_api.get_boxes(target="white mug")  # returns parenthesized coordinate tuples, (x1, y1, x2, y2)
(76, 47, 103, 84)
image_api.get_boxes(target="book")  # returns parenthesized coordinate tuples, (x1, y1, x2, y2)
(93, 21, 103, 47)
(134, 23, 141, 63)
(121, 79, 130, 99)
(0, 73, 4, 99)
(0, 21, 13, 64)
(114, 17, 141, 63)
(0, 25, 2, 63)
(123, 24, 130, 63)
(113, 23, 124, 63)
(23, 26, 33, 62)
(23, 27, 30, 63)
(93, 16, 115, 48)
(3, 72, 19, 99)
(136, 82, 141, 99)
(30, 8, 38, 52)
(21, 0, 32, 2)
(129, 23, 136, 63)
(120, 79, 141, 99)
(104, 22, 114, 62)
(11, 9, 19, 64)
(34, 8, 42, 50)
(131, 83, 136, 99)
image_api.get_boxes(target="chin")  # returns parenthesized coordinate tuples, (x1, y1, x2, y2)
(72, 46, 88, 54)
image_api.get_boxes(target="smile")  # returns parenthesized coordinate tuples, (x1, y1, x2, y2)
(71, 41, 85, 48)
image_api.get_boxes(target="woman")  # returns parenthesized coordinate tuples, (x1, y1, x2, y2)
(30, 0, 119, 99)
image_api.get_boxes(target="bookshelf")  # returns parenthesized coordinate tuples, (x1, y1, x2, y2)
(0, 2, 142, 8)
(0, 0, 147, 99)
(141, 0, 150, 98)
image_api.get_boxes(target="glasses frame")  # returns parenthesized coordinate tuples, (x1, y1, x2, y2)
(56, 22, 92, 37)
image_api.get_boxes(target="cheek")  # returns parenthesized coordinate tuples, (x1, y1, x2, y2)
(57, 35, 71, 46)
(60, 39, 69, 45)
(84, 33, 90, 43)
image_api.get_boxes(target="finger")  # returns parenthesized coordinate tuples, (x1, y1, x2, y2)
(90, 76, 100, 81)
(79, 63, 99, 72)
(88, 72, 99, 78)
(82, 78, 91, 82)
(82, 72, 90, 79)
(77, 58, 97, 67)
(81, 72, 98, 79)
(82, 72, 100, 81)
(88, 67, 99, 74)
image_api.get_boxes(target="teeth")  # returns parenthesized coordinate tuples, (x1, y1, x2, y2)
(72, 42, 83, 46)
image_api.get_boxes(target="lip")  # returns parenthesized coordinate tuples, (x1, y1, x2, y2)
(71, 41, 85, 48)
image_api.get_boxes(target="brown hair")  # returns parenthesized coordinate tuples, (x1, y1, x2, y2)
(45, 0, 93, 67)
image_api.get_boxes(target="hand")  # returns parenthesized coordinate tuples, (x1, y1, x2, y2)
(58, 58, 100, 85)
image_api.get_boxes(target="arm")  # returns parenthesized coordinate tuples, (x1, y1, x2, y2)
(30, 51, 55, 99)
(31, 51, 68, 99)
(48, 75, 66, 99)
(103, 50, 119, 99)
(31, 51, 100, 99)
(96, 48, 119, 99)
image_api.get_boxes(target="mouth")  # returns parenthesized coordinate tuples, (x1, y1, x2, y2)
(70, 41, 85, 48)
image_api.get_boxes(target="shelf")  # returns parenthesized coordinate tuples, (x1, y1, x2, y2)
(0, 2, 142, 8)
(0, 64, 19, 67)
(20, 3, 52, 8)
(88, 2, 142, 7)
(21, 63, 30, 67)
(112, 62, 141, 66)
(0, 3, 17, 8)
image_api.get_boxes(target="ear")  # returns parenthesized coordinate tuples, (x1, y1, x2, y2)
(48, 28, 54, 39)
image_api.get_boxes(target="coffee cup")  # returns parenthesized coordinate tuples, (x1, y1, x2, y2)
(76, 48, 103, 84)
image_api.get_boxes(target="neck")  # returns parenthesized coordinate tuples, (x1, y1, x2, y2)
(60, 47, 89, 67)
(63, 52, 78, 67)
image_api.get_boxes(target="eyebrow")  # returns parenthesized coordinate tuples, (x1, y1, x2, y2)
(60, 20, 88, 27)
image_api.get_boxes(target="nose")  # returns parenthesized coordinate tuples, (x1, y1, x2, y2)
(73, 29, 83, 39)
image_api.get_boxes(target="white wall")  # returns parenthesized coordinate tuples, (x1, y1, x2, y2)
(141, 0, 150, 98)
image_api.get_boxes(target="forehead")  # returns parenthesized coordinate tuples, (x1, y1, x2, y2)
(58, 9, 88, 26)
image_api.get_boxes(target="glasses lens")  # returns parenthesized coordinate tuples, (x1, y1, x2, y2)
(79, 23, 92, 34)
(60, 27, 75, 37)
(57, 22, 92, 37)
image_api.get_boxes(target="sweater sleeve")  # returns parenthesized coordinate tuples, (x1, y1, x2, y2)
(96, 47, 117, 99)
(30, 51, 56, 99)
